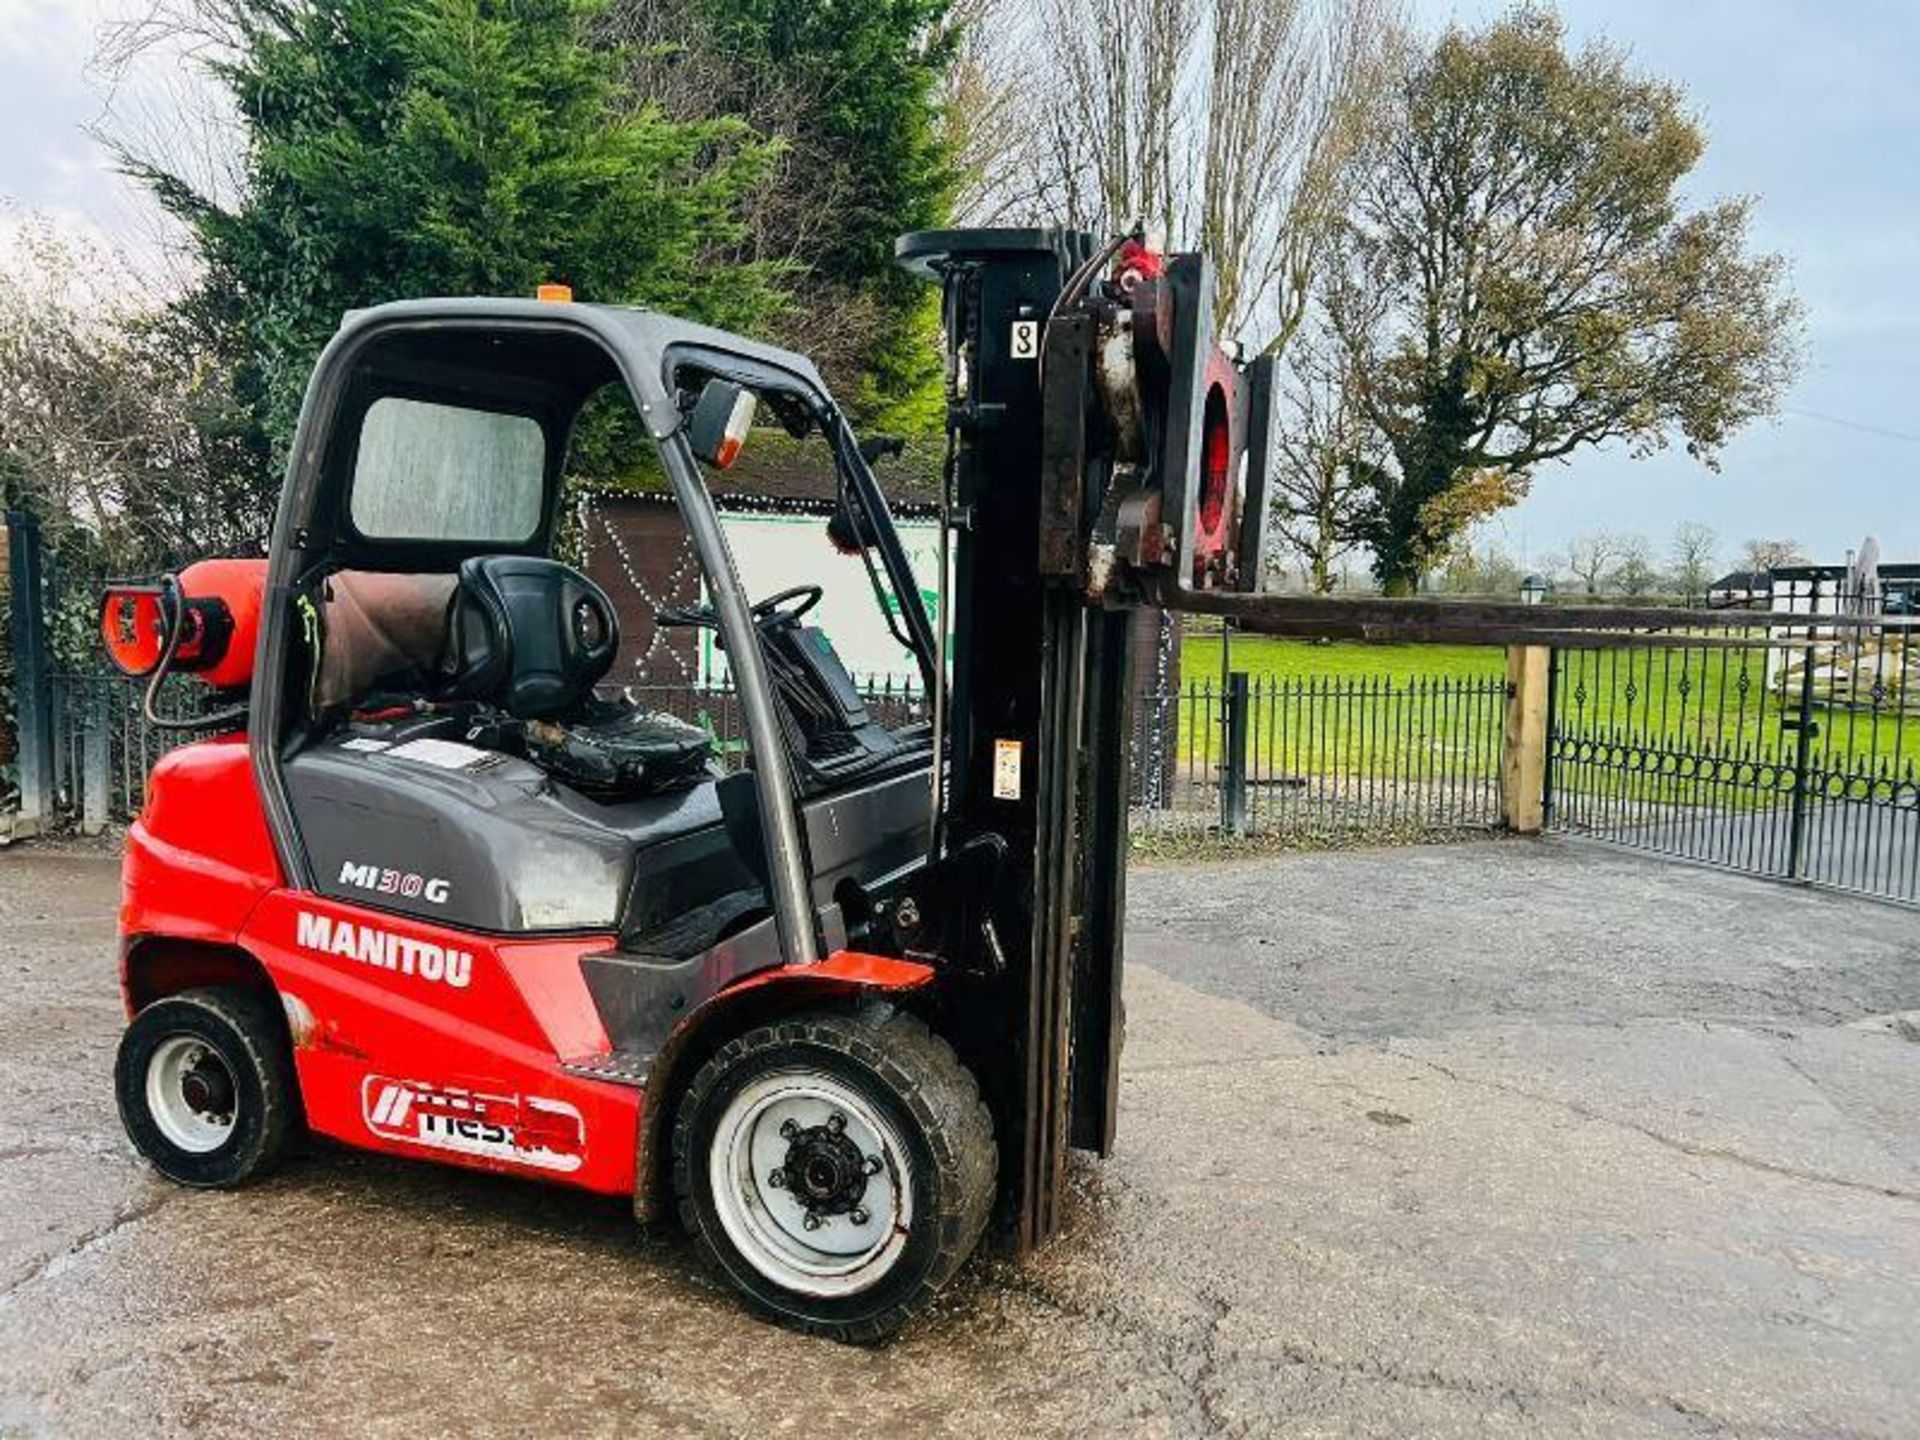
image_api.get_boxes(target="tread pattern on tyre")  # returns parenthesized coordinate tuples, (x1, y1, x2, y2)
(671, 1002, 995, 1343)
(116, 986, 299, 1188)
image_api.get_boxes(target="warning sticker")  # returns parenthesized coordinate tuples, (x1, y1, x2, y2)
(387, 738, 498, 772)
(993, 738, 1023, 801)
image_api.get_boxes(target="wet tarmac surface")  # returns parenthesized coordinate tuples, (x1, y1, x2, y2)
(2, 840, 1917, 1437)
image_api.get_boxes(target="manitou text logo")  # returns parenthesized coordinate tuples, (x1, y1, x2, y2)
(361, 1076, 585, 1173)
(338, 860, 451, 905)
(295, 911, 474, 989)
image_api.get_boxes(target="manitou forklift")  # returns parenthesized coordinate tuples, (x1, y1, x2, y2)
(103, 226, 1763, 1340)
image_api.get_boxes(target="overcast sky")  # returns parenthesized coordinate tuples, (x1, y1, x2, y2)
(1415, 0, 1919, 571)
(1, 0, 1914, 574)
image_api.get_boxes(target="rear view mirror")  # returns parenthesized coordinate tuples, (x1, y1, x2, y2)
(858, 434, 905, 467)
(827, 500, 867, 554)
(687, 378, 757, 469)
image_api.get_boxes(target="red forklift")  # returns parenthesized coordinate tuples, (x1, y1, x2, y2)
(102, 226, 1728, 1339)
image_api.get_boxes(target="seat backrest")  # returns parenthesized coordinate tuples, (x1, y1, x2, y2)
(446, 556, 619, 719)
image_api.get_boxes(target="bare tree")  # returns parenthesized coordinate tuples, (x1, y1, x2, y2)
(90, 1, 251, 280)
(1030, 0, 1193, 243)
(1613, 534, 1659, 597)
(0, 216, 267, 571)
(1563, 532, 1624, 596)
(1016, 0, 1401, 349)
(1270, 334, 1380, 592)
(1741, 537, 1809, 574)
(1198, 0, 1399, 349)
(940, 0, 1045, 225)
(1437, 534, 1524, 596)
(1669, 522, 1719, 600)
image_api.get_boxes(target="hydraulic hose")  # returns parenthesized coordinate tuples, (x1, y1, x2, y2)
(142, 577, 251, 733)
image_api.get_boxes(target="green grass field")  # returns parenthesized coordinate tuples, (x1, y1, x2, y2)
(1170, 632, 1919, 788)
(1168, 636, 1508, 782)
(1187, 634, 1503, 685)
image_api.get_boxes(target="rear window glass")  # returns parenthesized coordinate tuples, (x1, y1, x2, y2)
(349, 397, 546, 542)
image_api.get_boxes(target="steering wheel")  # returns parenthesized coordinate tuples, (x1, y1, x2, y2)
(657, 585, 823, 632)
(751, 585, 823, 624)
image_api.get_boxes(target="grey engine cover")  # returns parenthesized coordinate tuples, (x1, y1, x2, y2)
(284, 734, 723, 933)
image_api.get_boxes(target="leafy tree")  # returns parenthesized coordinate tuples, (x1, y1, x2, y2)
(698, 0, 954, 292)
(611, 0, 959, 430)
(1325, 7, 1801, 593)
(125, 0, 787, 470)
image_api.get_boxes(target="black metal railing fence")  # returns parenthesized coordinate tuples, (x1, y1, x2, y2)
(1130, 672, 1508, 841)
(19, 664, 1508, 847)
(1546, 577, 1918, 905)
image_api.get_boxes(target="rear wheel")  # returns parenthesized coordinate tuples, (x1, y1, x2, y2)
(672, 1004, 994, 1343)
(115, 988, 298, 1188)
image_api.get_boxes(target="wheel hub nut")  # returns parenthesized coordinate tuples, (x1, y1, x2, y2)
(774, 1111, 875, 1229)
(178, 1053, 235, 1120)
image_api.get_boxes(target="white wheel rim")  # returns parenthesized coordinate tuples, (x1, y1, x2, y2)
(145, 1034, 238, 1154)
(709, 1069, 915, 1299)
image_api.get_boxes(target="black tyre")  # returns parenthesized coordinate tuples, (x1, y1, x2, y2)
(115, 987, 298, 1188)
(672, 1003, 995, 1343)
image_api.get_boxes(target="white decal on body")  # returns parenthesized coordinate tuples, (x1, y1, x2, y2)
(337, 860, 452, 905)
(295, 911, 474, 989)
(360, 1076, 585, 1173)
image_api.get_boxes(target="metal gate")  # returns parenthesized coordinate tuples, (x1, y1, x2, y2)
(1546, 584, 1918, 906)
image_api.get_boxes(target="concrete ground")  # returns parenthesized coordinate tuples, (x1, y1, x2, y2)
(2, 839, 1917, 1438)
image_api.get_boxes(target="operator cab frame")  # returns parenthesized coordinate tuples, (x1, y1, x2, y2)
(251, 300, 937, 970)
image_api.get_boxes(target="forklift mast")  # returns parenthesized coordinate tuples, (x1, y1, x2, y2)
(900, 229, 1097, 1252)
(897, 228, 1278, 1250)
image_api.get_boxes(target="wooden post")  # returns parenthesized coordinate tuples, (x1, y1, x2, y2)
(1503, 645, 1550, 834)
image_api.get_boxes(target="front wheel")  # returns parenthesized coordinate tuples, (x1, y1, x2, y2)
(672, 1004, 995, 1342)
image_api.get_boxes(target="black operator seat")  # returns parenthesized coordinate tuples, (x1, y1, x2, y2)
(445, 555, 714, 795)
(444, 554, 619, 718)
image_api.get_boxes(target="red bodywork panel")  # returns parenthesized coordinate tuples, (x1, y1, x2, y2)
(122, 734, 280, 943)
(122, 736, 935, 1200)
(243, 888, 639, 1193)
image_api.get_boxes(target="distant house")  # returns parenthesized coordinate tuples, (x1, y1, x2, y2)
(1707, 570, 1773, 608)
(1771, 562, 1920, 618)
